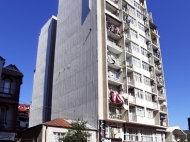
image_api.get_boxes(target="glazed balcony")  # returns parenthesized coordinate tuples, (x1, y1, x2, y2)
(0, 87, 17, 100)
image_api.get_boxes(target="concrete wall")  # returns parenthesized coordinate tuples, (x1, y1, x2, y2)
(30, 16, 57, 127)
(51, 0, 98, 128)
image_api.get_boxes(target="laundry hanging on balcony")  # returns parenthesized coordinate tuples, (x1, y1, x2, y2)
(109, 91, 123, 104)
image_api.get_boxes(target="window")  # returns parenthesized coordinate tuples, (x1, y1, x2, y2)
(139, 35, 146, 44)
(137, 11, 143, 20)
(136, 106, 144, 116)
(144, 76, 151, 86)
(134, 1, 140, 10)
(142, 61, 149, 71)
(105, 126, 121, 138)
(134, 72, 141, 82)
(141, 47, 148, 57)
(146, 109, 153, 118)
(155, 132, 164, 142)
(134, 88, 143, 99)
(127, 16, 137, 26)
(138, 22, 145, 31)
(145, 92, 152, 102)
(130, 29, 138, 39)
(131, 42, 139, 53)
(132, 57, 141, 68)
(53, 132, 65, 142)
(3, 79, 11, 93)
(141, 130, 153, 141)
(125, 128, 138, 141)
(0, 107, 6, 122)
(127, 4, 136, 15)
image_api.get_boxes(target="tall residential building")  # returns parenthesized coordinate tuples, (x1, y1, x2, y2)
(30, 0, 169, 141)
(29, 16, 57, 127)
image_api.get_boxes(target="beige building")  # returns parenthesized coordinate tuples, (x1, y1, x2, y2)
(30, 0, 170, 141)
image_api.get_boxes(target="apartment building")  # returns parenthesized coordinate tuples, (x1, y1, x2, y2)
(29, 16, 57, 127)
(30, 0, 169, 141)
(0, 57, 23, 141)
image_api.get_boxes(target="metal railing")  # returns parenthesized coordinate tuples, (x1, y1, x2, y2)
(109, 106, 122, 120)
(0, 119, 15, 131)
(0, 87, 16, 99)
(107, 39, 122, 51)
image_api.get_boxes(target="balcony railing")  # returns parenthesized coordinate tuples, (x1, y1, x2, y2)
(160, 106, 167, 113)
(152, 40, 159, 47)
(0, 119, 15, 131)
(107, 39, 122, 51)
(0, 87, 17, 99)
(147, 45, 152, 52)
(109, 106, 122, 120)
(126, 46, 132, 53)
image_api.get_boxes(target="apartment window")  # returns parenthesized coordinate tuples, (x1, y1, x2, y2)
(128, 16, 137, 26)
(134, 88, 143, 99)
(155, 132, 164, 142)
(131, 42, 139, 53)
(134, 1, 140, 10)
(127, 4, 136, 15)
(132, 57, 141, 68)
(138, 22, 145, 31)
(3, 79, 11, 93)
(137, 11, 143, 20)
(136, 106, 144, 117)
(53, 132, 65, 142)
(141, 130, 153, 141)
(139, 35, 146, 44)
(134, 72, 141, 82)
(146, 109, 153, 118)
(0, 107, 6, 122)
(130, 29, 138, 39)
(142, 61, 149, 71)
(144, 76, 151, 86)
(145, 92, 152, 102)
(141, 47, 148, 57)
(125, 128, 138, 141)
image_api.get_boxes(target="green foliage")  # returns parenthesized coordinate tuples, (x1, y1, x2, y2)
(59, 120, 90, 142)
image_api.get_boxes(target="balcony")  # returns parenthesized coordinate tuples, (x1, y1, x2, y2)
(148, 56, 154, 66)
(139, 0, 146, 10)
(158, 92, 165, 101)
(147, 43, 152, 53)
(156, 76, 164, 87)
(109, 105, 124, 120)
(107, 38, 123, 54)
(152, 40, 159, 48)
(153, 50, 160, 61)
(155, 63, 162, 73)
(128, 95, 136, 104)
(106, 2, 121, 21)
(129, 114, 137, 121)
(108, 71, 123, 86)
(106, 21, 123, 40)
(0, 119, 15, 131)
(0, 87, 17, 100)
(160, 106, 167, 113)
(125, 32, 131, 43)
(106, 0, 119, 9)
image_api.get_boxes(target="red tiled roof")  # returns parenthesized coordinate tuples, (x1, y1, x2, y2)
(45, 118, 71, 128)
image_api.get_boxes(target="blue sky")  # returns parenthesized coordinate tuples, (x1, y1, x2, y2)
(0, 0, 189, 130)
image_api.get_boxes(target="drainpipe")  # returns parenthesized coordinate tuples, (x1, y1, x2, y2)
(45, 124, 48, 142)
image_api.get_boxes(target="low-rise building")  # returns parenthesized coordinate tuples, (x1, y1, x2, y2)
(20, 118, 97, 142)
(0, 56, 23, 142)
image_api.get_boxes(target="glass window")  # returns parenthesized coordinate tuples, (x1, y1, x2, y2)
(127, 16, 137, 26)
(132, 57, 141, 68)
(134, 1, 140, 10)
(134, 88, 143, 99)
(138, 22, 145, 31)
(144, 76, 151, 86)
(145, 92, 152, 102)
(141, 47, 148, 57)
(141, 130, 153, 141)
(136, 106, 144, 116)
(131, 42, 139, 53)
(134, 72, 141, 82)
(139, 35, 146, 44)
(130, 29, 138, 39)
(3, 79, 11, 93)
(0, 107, 6, 122)
(142, 61, 149, 71)
(53, 132, 65, 142)
(146, 109, 153, 118)
(127, 5, 136, 15)
(137, 11, 143, 20)
(125, 128, 138, 141)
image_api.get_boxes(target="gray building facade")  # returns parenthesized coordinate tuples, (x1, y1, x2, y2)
(29, 16, 57, 127)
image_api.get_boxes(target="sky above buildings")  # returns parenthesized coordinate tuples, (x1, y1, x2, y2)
(0, 0, 189, 130)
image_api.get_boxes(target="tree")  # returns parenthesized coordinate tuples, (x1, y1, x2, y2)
(59, 120, 91, 142)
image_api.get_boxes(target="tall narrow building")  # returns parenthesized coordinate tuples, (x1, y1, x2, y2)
(29, 16, 57, 127)
(31, 0, 169, 141)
